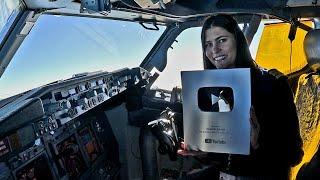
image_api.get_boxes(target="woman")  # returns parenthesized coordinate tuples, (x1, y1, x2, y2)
(190, 14, 304, 179)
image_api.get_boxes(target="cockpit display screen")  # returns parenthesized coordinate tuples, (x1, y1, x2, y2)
(0, 125, 35, 158)
(57, 135, 86, 179)
(0, 138, 10, 157)
(78, 126, 101, 162)
(15, 154, 54, 180)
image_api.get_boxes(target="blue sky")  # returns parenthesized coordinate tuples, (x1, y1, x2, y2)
(0, 15, 165, 99)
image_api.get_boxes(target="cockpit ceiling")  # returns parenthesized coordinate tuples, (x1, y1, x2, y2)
(120, 0, 320, 21)
(121, 0, 320, 10)
(23, 0, 320, 23)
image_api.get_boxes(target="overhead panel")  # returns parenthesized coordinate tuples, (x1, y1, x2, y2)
(23, 0, 70, 9)
(133, 0, 173, 9)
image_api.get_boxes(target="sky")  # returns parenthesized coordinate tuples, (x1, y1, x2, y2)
(0, 11, 264, 99)
(0, 15, 165, 99)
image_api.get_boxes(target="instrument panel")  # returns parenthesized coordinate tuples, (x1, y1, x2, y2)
(0, 67, 151, 180)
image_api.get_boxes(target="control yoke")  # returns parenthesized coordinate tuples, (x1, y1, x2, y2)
(148, 107, 179, 160)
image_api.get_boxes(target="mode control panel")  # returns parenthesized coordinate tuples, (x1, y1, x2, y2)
(34, 117, 58, 137)
(39, 67, 150, 126)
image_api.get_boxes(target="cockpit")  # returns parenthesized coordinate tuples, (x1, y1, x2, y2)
(0, 0, 320, 179)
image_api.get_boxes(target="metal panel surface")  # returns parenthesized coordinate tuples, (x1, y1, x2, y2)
(287, 0, 320, 7)
(181, 68, 251, 155)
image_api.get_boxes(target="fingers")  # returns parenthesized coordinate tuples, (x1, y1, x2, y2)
(180, 141, 186, 150)
(177, 141, 207, 156)
(177, 149, 207, 156)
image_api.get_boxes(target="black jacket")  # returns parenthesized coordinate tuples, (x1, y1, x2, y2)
(205, 68, 304, 176)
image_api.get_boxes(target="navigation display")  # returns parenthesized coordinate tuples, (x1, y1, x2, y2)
(78, 127, 100, 162)
(15, 154, 54, 180)
(57, 135, 86, 179)
(0, 125, 35, 158)
(0, 138, 10, 157)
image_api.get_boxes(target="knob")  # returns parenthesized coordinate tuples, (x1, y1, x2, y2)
(77, 98, 88, 107)
(85, 90, 97, 99)
(60, 100, 71, 109)
(43, 100, 71, 114)
(77, 84, 86, 92)
(95, 87, 105, 94)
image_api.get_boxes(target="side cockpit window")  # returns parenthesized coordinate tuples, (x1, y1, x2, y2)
(151, 27, 203, 91)
(0, 0, 21, 44)
(151, 23, 261, 91)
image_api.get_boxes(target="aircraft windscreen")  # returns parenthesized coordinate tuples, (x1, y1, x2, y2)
(0, 15, 165, 99)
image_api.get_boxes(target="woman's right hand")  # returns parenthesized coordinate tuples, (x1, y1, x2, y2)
(177, 141, 207, 156)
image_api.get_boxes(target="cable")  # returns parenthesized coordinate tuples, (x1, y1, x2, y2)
(290, 40, 293, 73)
(288, 20, 297, 73)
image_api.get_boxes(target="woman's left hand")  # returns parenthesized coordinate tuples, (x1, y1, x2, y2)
(250, 106, 260, 150)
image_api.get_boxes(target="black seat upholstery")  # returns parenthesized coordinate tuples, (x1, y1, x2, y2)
(304, 29, 320, 73)
(294, 29, 320, 180)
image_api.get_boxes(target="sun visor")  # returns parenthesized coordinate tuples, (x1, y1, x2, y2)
(255, 21, 313, 74)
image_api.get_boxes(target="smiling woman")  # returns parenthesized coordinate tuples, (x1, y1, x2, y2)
(184, 14, 304, 180)
(204, 26, 237, 69)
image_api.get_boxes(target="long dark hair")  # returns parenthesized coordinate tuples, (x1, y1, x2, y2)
(201, 15, 257, 70)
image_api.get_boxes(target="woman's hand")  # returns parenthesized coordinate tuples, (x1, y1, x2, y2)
(177, 141, 207, 156)
(250, 106, 260, 150)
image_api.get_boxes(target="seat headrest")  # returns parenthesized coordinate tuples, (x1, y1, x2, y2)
(304, 29, 320, 72)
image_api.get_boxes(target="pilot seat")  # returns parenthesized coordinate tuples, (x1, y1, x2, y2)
(293, 29, 320, 180)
